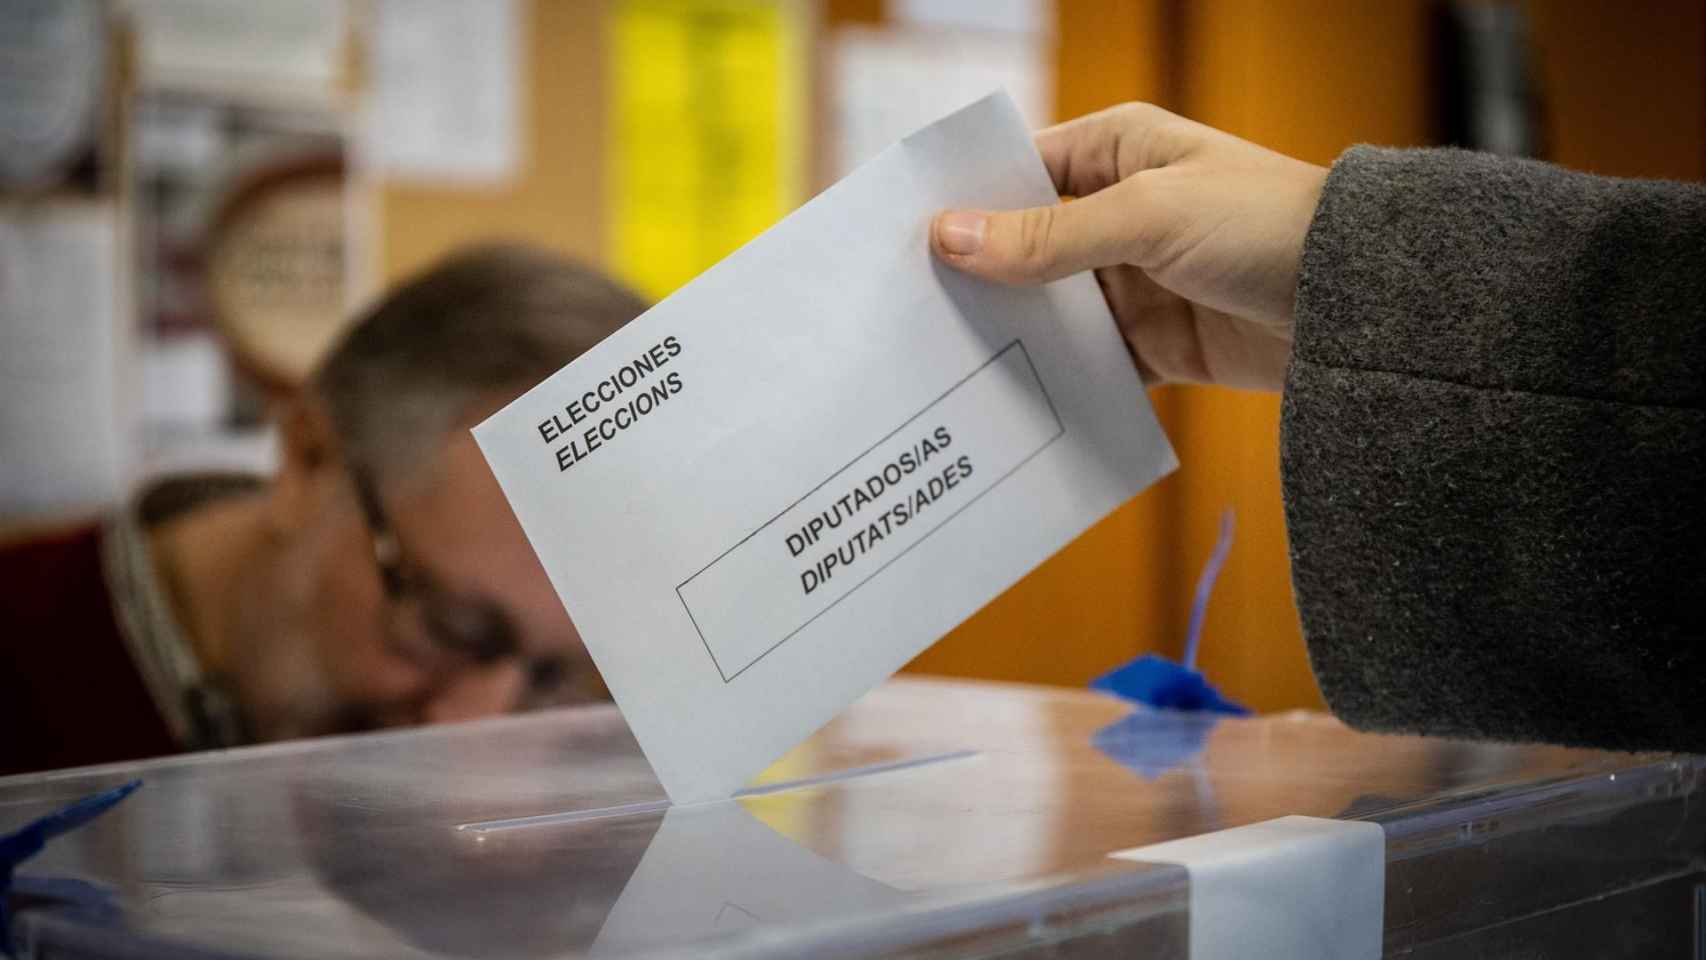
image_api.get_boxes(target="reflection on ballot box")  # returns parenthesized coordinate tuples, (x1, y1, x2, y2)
(589, 800, 905, 955)
(676, 340, 1063, 683)
(6, 681, 1704, 957)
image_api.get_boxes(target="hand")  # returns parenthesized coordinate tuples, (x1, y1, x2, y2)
(931, 103, 1327, 391)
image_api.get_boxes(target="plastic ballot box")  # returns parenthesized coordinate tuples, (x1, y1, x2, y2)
(3, 678, 1702, 958)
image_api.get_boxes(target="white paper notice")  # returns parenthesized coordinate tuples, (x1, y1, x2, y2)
(0, 206, 130, 515)
(369, 0, 518, 183)
(474, 92, 1176, 803)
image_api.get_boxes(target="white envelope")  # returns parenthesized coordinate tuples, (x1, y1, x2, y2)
(474, 92, 1176, 803)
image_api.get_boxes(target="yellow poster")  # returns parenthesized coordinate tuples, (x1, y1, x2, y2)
(608, 0, 807, 299)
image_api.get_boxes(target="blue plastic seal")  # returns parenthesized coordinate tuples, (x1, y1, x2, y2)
(1091, 653, 1250, 716)
(1091, 508, 1248, 717)
(0, 780, 140, 956)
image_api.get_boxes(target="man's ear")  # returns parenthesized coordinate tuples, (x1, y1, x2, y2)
(267, 393, 340, 537)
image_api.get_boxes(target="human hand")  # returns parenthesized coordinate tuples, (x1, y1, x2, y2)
(931, 103, 1327, 391)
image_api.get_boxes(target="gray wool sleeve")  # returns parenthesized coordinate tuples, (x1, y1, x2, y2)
(1282, 146, 1706, 752)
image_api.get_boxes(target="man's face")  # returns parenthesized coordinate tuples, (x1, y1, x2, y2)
(230, 415, 603, 742)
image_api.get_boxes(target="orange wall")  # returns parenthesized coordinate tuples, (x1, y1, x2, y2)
(1166, 1, 1434, 711)
(921, 0, 1706, 713)
(915, 1, 1435, 712)
(1527, 0, 1706, 180)
(906, 0, 1186, 688)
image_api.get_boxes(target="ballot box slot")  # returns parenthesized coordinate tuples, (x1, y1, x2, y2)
(457, 748, 977, 834)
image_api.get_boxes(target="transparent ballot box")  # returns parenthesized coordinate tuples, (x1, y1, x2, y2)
(4, 678, 1702, 957)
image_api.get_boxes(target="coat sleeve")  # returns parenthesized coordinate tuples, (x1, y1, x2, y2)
(1282, 145, 1706, 752)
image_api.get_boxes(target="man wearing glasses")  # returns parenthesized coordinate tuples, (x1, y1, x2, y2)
(1, 245, 646, 775)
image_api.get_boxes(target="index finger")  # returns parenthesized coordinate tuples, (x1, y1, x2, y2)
(1035, 102, 1199, 198)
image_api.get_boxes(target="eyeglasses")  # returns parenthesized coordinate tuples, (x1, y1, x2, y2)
(349, 465, 575, 703)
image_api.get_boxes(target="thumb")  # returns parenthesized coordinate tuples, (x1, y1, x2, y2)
(931, 175, 1159, 286)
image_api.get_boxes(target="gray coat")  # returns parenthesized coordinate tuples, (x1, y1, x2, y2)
(1283, 146, 1705, 752)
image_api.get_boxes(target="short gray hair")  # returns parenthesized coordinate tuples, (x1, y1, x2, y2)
(312, 243, 647, 487)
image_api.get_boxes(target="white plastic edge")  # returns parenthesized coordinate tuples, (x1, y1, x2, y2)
(1110, 815, 1385, 960)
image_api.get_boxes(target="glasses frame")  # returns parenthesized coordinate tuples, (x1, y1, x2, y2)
(348, 465, 518, 666)
(346, 459, 594, 709)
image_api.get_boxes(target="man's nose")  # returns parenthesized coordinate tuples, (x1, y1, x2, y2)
(420, 661, 527, 724)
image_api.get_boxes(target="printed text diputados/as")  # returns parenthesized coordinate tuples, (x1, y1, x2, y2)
(786, 425, 974, 596)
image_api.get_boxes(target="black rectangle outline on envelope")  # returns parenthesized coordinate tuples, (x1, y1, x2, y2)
(675, 338, 1066, 684)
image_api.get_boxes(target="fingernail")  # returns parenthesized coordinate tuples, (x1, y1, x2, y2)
(937, 212, 986, 255)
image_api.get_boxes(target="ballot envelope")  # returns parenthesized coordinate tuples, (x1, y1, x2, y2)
(3, 678, 1702, 958)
